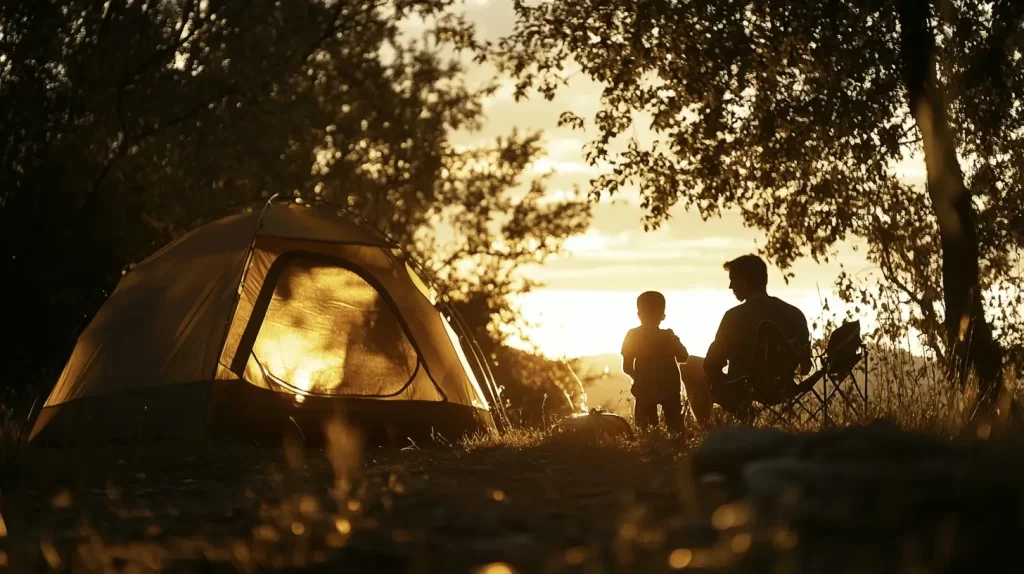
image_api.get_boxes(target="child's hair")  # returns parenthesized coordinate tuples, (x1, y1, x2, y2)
(637, 291, 666, 318)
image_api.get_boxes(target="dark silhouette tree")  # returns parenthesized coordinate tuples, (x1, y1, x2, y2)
(0, 1, 590, 401)
(497, 0, 1024, 403)
(450, 290, 583, 427)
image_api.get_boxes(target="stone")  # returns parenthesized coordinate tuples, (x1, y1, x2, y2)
(691, 426, 798, 476)
(552, 410, 634, 440)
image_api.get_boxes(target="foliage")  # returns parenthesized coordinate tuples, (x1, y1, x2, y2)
(0, 0, 590, 399)
(495, 0, 1024, 380)
(410, 130, 591, 343)
(450, 290, 585, 427)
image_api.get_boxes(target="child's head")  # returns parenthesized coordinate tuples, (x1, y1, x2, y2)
(636, 291, 666, 326)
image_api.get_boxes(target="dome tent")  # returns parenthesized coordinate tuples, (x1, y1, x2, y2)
(29, 201, 505, 445)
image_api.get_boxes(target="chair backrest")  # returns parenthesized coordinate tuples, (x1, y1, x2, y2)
(824, 320, 863, 374)
(751, 320, 800, 386)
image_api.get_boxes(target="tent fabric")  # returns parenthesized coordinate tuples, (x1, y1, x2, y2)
(31, 203, 495, 443)
(29, 381, 494, 446)
(217, 236, 490, 409)
(256, 203, 392, 246)
(243, 259, 421, 397)
(44, 212, 256, 406)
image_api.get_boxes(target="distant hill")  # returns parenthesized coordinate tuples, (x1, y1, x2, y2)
(573, 353, 633, 416)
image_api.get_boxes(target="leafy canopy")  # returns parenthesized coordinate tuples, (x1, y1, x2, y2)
(496, 0, 1023, 366)
(0, 0, 590, 390)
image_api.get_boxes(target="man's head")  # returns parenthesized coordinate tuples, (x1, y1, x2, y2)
(636, 291, 666, 326)
(724, 254, 768, 301)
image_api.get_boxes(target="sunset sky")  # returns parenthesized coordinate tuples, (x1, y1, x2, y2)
(443, 0, 925, 359)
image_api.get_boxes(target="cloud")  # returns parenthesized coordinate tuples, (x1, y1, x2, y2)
(527, 226, 861, 294)
(537, 187, 586, 205)
(524, 240, 739, 291)
(461, 0, 517, 38)
(559, 238, 745, 263)
(481, 78, 518, 109)
(561, 230, 632, 253)
(544, 137, 590, 158)
(525, 263, 713, 291)
(530, 158, 610, 175)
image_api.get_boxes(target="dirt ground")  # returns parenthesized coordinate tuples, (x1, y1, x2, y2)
(0, 427, 1021, 573)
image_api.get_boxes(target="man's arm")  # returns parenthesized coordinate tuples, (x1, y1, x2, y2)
(798, 348, 812, 375)
(703, 313, 733, 383)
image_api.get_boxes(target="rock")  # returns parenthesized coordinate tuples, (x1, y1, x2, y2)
(692, 426, 798, 476)
(693, 420, 968, 478)
(697, 472, 736, 513)
(742, 458, 969, 532)
(552, 410, 634, 440)
(692, 420, 1011, 547)
(789, 419, 964, 463)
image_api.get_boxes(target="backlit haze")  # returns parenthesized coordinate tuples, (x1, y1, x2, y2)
(443, 0, 926, 359)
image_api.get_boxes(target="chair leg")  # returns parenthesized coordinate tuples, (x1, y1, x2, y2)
(820, 370, 870, 423)
(819, 380, 825, 428)
(795, 395, 819, 419)
(864, 349, 869, 414)
(766, 358, 870, 429)
(767, 389, 823, 429)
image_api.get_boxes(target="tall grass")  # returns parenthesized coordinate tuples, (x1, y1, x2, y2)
(0, 347, 1017, 455)
(501, 342, 1021, 446)
(0, 389, 34, 446)
(745, 343, 1020, 439)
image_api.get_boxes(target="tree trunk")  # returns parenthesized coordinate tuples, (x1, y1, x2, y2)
(896, 0, 1003, 404)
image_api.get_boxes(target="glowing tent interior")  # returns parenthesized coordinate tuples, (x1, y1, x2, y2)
(29, 202, 505, 445)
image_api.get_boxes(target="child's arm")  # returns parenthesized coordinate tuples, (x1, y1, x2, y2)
(622, 354, 635, 379)
(621, 331, 636, 379)
(668, 330, 689, 363)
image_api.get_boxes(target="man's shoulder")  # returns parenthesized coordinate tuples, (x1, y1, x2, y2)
(731, 296, 806, 323)
(721, 305, 744, 320)
(766, 297, 809, 336)
(772, 296, 808, 319)
(768, 295, 800, 310)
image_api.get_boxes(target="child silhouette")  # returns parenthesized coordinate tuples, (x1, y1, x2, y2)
(621, 291, 689, 431)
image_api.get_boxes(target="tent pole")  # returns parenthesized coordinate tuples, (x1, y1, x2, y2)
(207, 193, 280, 382)
(442, 298, 513, 432)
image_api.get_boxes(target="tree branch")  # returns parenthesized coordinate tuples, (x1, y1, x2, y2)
(869, 211, 945, 358)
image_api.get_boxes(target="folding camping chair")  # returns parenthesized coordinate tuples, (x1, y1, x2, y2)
(764, 319, 869, 427)
(805, 319, 870, 426)
(714, 320, 869, 428)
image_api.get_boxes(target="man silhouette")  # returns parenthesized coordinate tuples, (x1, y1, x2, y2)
(683, 254, 812, 426)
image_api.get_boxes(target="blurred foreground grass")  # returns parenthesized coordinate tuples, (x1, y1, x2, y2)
(0, 425, 711, 573)
(1, 418, 1022, 573)
(0, 363, 1021, 572)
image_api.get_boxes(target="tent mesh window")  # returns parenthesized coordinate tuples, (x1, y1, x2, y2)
(246, 259, 419, 396)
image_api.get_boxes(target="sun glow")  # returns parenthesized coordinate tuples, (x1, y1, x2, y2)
(507, 288, 844, 359)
